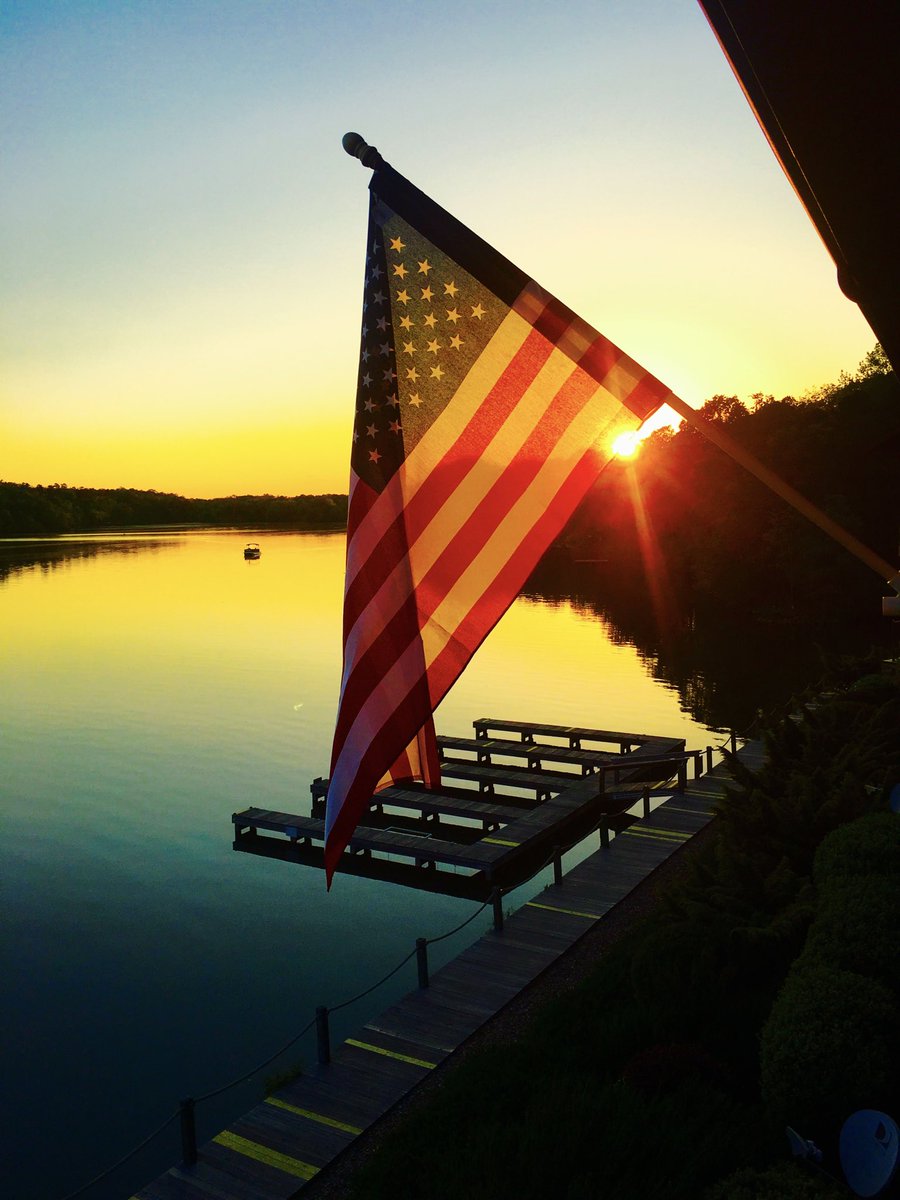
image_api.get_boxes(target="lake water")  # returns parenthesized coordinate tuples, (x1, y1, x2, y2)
(1, 529, 887, 1200)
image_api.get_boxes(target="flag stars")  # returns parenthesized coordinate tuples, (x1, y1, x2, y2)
(396, 289, 411, 305)
(399, 315, 414, 330)
(386, 393, 399, 407)
(408, 392, 423, 407)
(420, 285, 434, 302)
(423, 312, 437, 328)
(443, 281, 458, 296)
(366, 423, 377, 437)
(379, 341, 391, 356)
(402, 340, 416, 355)
(368, 448, 381, 463)
(361, 372, 372, 387)
(445, 307, 461, 324)
(382, 367, 396, 383)
(392, 262, 408, 279)
(389, 235, 405, 253)
(372, 290, 386, 305)
(430, 364, 445, 380)
(369, 264, 382, 280)
(376, 316, 389, 332)
(389, 419, 401, 433)
(426, 338, 441, 355)
(417, 258, 432, 275)
(449, 334, 464, 350)
(471, 303, 486, 319)
(406, 366, 419, 382)
(364, 397, 378, 412)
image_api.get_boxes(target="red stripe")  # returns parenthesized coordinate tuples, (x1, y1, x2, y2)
(531, 294, 574, 345)
(330, 588, 425, 766)
(340, 328, 553, 635)
(424, 443, 603, 705)
(330, 360, 598, 766)
(325, 676, 434, 883)
(326, 440, 605, 883)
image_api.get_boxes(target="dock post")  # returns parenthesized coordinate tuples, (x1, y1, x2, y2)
(599, 819, 610, 849)
(706, 745, 713, 772)
(316, 1006, 331, 1065)
(642, 787, 651, 818)
(416, 938, 429, 988)
(730, 730, 738, 753)
(553, 846, 562, 885)
(180, 1097, 197, 1167)
(491, 888, 504, 932)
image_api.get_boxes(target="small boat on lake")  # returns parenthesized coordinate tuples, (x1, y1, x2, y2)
(243, 542, 261, 560)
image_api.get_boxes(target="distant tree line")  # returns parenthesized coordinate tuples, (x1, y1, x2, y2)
(553, 344, 899, 624)
(0, 484, 348, 537)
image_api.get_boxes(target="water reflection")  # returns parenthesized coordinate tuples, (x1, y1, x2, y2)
(524, 553, 893, 731)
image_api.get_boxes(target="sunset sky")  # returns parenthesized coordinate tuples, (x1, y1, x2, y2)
(1, 0, 877, 499)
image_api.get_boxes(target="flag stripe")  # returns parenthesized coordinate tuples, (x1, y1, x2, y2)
(339, 334, 578, 689)
(330, 360, 634, 779)
(343, 310, 532, 594)
(331, 350, 607, 763)
(341, 319, 548, 638)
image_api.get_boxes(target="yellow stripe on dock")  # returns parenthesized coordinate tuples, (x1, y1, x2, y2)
(483, 836, 520, 846)
(527, 901, 602, 920)
(640, 825, 690, 840)
(622, 827, 688, 844)
(345, 1038, 437, 1069)
(265, 1096, 363, 1135)
(212, 1131, 319, 1180)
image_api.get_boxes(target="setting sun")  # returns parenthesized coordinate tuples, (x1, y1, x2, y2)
(612, 430, 642, 458)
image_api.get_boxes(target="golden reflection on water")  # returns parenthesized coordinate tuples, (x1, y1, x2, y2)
(2, 529, 711, 753)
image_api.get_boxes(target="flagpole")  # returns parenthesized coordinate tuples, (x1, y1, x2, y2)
(662, 392, 900, 599)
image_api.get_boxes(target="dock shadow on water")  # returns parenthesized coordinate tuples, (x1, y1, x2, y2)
(2, 528, 890, 1200)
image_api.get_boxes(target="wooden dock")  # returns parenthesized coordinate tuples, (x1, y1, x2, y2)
(233, 720, 694, 899)
(132, 732, 764, 1200)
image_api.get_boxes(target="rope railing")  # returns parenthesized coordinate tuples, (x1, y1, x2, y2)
(59, 730, 749, 1200)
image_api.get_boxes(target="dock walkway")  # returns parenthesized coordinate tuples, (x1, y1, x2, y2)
(133, 740, 764, 1200)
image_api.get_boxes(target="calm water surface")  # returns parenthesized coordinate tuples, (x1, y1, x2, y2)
(1, 529, 880, 1199)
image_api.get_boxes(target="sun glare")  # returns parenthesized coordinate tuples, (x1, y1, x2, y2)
(612, 430, 642, 459)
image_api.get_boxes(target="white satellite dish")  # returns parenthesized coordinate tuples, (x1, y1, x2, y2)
(840, 1110, 900, 1197)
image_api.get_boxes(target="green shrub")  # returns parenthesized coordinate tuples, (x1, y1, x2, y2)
(760, 960, 899, 1134)
(813, 812, 900, 887)
(628, 920, 726, 1038)
(704, 1162, 845, 1199)
(804, 875, 900, 990)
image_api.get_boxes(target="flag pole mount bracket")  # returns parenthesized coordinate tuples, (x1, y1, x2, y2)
(342, 132, 384, 170)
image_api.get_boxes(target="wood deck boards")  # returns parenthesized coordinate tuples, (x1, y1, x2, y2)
(236, 724, 690, 898)
(136, 739, 762, 1200)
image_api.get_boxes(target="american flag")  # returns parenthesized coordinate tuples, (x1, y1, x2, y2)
(324, 162, 672, 883)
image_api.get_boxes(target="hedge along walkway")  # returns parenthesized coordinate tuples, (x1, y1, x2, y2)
(132, 741, 763, 1200)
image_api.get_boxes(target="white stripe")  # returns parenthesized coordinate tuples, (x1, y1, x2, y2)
(326, 636, 427, 841)
(330, 372, 638, 834)
(344, 310, 530, 589)
(420, 380, 635, 671)
(338, 343, 578, 693)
